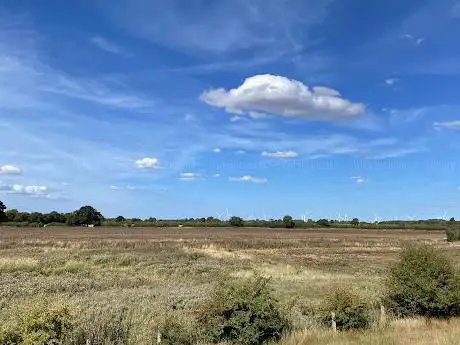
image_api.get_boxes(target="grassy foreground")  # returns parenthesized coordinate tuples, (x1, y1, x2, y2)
(0, 227, 459, 344)
(281, 318, 460, 345)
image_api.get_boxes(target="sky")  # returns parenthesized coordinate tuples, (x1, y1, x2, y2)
(1, 0, 460, 221)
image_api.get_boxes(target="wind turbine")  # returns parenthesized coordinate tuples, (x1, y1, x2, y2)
(224, 208, 232, 221)
(438, 209, 448, 220)
(301, 211, 312, 223)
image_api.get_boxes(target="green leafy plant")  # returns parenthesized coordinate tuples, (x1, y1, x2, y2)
(446, 225, 460, 242)
(318, 286, 371, 331)
(198, 275, 289, 345)
(0, 301, 72, 345)
(384, 243, 460, 318)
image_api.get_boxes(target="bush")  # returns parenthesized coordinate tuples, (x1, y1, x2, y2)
(446, 225, 460, 242)
(318, 286, 371, 331)
(0, 301, 72, 345)
(384, 244, 460, 318)
(316, 219, 330, 227)
(229, 216, 244, 227)
(198, 276, 289, 345)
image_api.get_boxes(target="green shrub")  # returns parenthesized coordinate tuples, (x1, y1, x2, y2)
(229, 216, 244, 227)
(198, 276, 289, 345)
(318, 286, 371, 331)
(384, 243, 460, 318)
(0, 301, 72, 345)
(446, 225, 460, 242)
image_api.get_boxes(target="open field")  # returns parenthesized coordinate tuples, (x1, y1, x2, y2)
(1, 227, 459, 344)
(0, 226, 447, 241)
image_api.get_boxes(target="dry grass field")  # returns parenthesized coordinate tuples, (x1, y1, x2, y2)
(1, 226, 459, 344)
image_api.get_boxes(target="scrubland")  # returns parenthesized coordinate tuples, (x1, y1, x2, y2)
(1, 227, 459, 344)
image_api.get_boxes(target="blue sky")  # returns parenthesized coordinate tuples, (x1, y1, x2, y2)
(1, 0, 460, 221)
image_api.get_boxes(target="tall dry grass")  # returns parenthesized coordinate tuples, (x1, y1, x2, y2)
(0, 228, 458, 344)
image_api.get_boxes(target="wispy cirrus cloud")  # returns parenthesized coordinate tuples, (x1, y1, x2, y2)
(0, 19, 154, 112)
(401, 33, 425, 46)
(90, 36, 128, 55)
(453, 2, 460, 17)
(105, 0, 333, 55)
(433, 120, 460, 130)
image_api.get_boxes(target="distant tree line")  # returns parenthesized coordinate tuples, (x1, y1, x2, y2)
(0, 199, 456, 230)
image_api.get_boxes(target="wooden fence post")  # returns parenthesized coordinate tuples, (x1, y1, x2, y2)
(380, 304, 386, 325)
(331, 312, 337, 332)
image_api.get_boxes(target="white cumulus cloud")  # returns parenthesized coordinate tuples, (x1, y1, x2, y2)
(179, 172, 201, 181)
(0, 165, 22, 175)
(229, 175, 267, 184)
(0, 184, 50, 197)
(351, 176, 366, 184)
(213, 148, 221, 153)
(384, 78, 399, 86)
(201, 74, 365, 121)
(433, 121, 460, 130)
(261, 150, 298, 158)
(135, 157, 159, 169)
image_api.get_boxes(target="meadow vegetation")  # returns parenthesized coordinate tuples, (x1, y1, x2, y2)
(0, 226, 459, 344)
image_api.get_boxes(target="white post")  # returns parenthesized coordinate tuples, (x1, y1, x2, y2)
(157, 331, 162, 344)
(331, 312, 337, 332)
(380, 304, 386, 325)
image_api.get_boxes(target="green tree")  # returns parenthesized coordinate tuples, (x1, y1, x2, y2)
(0, 200, 6, 222)
(229, 216, 244, 227)
(351, 218, 360, 227)
(282, 215, 295, 229)
(449, 217, 455, 222)
(115, 216, 126, 223)
(316, 219, 330, 227)
(67, 205, 104, 226)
